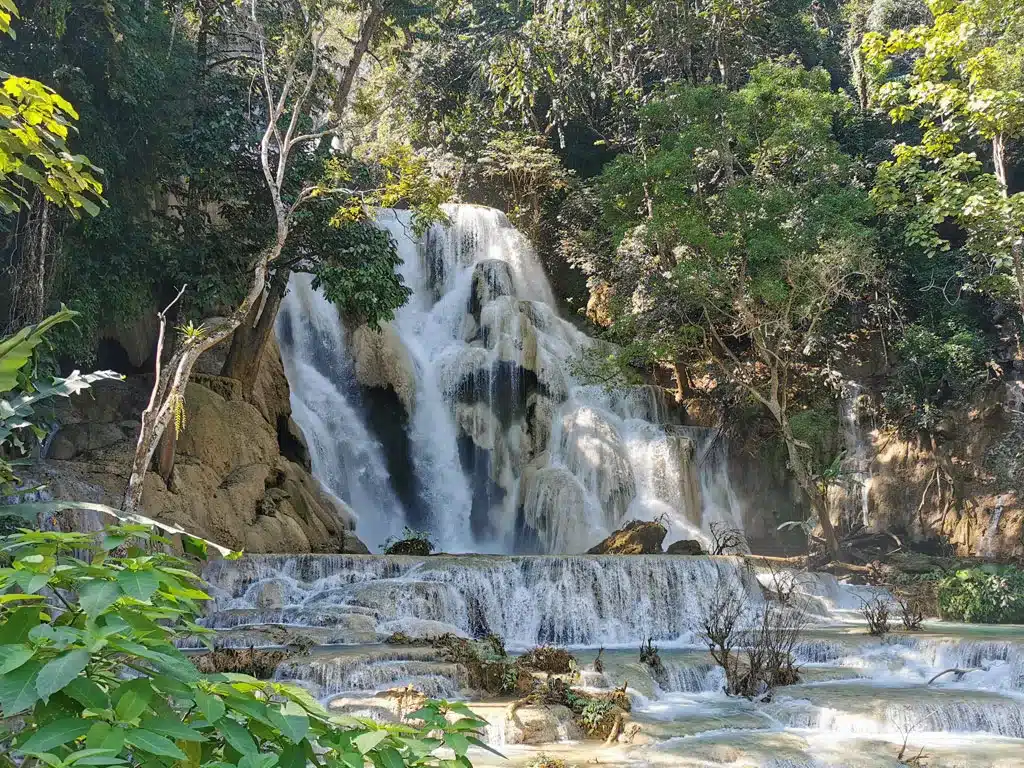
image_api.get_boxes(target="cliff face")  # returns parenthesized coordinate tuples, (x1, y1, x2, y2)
(867, 381, 1023, 560)
(38, 340, 368, 554)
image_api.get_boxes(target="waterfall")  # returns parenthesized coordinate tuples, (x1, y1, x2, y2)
(202, 553, 763, 646)
(276, 204, 748, 553)
(838, 382, 874, 530)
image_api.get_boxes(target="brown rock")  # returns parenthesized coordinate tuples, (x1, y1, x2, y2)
(666, 539, 705, 555)
(587, 520, 667, 555)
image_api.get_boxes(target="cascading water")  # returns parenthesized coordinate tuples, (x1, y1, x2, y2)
(279, 204, 746, 553)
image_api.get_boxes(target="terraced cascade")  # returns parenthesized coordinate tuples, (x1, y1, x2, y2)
(199, 553, 1024, 767)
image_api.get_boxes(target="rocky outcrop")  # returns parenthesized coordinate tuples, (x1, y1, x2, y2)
(587, 520, 667, 555)
(40, 340, 367, 555)
(666, 539, 705, 555)
(348, 322, 417, 414)
(520, 462, 588, 552)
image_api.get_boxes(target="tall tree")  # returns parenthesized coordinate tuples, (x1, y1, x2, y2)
(123, 0, 446, 514)
(586, 62, 877, 556)
(864, 0, 1024, 337)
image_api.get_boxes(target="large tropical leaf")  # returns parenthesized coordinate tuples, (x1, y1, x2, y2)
(0, 307, 76, 393)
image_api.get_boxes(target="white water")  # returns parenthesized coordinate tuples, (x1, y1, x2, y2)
(201, 552, 1024, 765)
(278, 205, 746, 553)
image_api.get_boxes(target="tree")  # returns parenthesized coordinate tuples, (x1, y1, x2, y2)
(864, 0, 1024, 333)
(0, 524, 491, 767)
(588, 62, 877, 556)
(123, 0, 447, 514)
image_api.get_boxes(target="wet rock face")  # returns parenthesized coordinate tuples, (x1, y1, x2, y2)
(587, 520, 668, 555)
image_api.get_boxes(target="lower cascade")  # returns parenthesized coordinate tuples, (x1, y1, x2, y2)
(198, 552, 1024, 767)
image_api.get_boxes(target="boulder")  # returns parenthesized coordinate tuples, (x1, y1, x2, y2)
(587, 520, 667, 555)
(666, 539, 705, 555)
(468, 259, 515, 321)
(501, 704, 584, 745)
(349, 322, 416, 414)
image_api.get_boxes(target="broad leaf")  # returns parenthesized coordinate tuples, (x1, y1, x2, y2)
(116, 569, 159, 602)
(218, 717, 257, 755)
(140, 716, 205, 742)
(78, 579, 121, 618)
(353, 730, 388, 755)
(194, 690, 225, 723)
(0, 660, 42, 715)
(124, 728, 186, 759)
(36, 648, 89, 700)
(0, 644, 34, 675)
(16, 718, 90, 754)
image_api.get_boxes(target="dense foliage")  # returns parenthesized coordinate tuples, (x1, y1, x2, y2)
(938, 566, 1024, 623)
(0, 524, 493, 767)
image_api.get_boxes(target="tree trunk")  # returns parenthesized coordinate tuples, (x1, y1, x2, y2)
(780, 418, 842, 558)
(993, 133, 1024, 329)
(124, 239, 282, 515)
(219, 268, 289, 395)
(671, 360, 688, 403)
(334, 0, 383, 116)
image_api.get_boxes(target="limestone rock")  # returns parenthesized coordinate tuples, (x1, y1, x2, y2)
(666, 539, 705, 555)
(175, 383, 278, 480)
(469, 258, 514, 321)
(250, 336, 294, 430)
(586, 280, 614, 328)
(587, 520, 667, 555)
(48, 422, 125, 460)
(349, 322, 416, 414)
(502, 704, 584, 744)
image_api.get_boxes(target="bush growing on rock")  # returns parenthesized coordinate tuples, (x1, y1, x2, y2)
(192, 646, 291, 678)
(432, 633, 533, 696)
(517, 645, 576, 674)
(0, 524, 490, 767)
(382, 527, 436, 555)
(938, 566, 1024, 623)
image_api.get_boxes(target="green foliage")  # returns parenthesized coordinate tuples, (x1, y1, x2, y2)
(864, 0, 1024, 315)
(0, 524, 493, 767)
(382, 527, 436, 556)
(937, 566, 1024, 623)
(0, 72, 103, 216)
(883, 323, 990, 430)
(0, 309, 121, 493)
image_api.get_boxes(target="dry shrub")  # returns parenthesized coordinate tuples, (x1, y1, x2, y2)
(384, 631, 416, 645)
(192, 646, 289, 678)
(699, 575, 807, 699)
(896, 593, 926, 631)
(432, 632, 532, 696)
(517, 645, 575, 674)
(862, 595, 892, 636)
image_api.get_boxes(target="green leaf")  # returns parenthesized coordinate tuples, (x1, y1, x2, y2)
(444, 732, 470, 756)
(36, 648, 89, 700)
(78, 579, 121, 617)
(375, 747, 405, 768)
(218, 717, 257, 755)
(140, 716, 205, 742)
(116, 569, 159, 602)
(181, 536, 207, 561)
(85, 722, 125, 752)
(65, 677, 109, 710)
(0, 308, 76, 392)
(194, 690, 225, 723)
(353, 730, 388, 755)
(16, 718, 91, 754)
(268, 702, 309, 744)
(0, 660, 41, 714)
(124, 728, 186, 759)
(0, 606, 41, 644)
(0, 644, 34, 675)
(113, 679, 152, 721)
(467, 735, 504, 757)
(238, 755, 278, 768)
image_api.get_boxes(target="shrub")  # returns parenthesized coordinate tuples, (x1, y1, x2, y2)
(382, 527, 436, 556)
(938, 567, 1024, 624)
(862, 595, 892, 636)
(517, 646, 575, 674)
(0, 525, 490, 767)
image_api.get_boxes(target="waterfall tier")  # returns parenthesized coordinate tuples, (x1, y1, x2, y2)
(276, 205, 745, 553)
